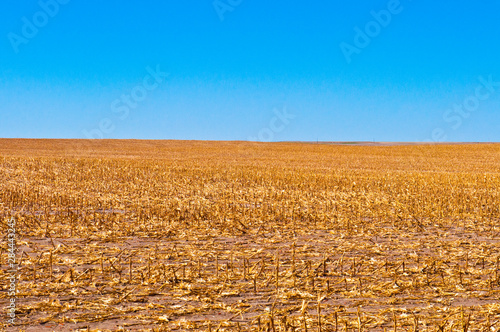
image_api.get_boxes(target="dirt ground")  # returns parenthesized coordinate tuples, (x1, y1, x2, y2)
(1, 140, 500, 331)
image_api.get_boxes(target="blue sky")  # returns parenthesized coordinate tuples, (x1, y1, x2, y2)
(1, 0, 499, 142)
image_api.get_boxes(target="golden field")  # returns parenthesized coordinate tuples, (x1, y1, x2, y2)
(1, 139, 500, 331)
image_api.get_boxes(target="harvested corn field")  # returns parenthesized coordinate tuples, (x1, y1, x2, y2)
(1, 139, 500, 331)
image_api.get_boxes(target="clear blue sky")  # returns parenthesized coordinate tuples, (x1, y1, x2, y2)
(1, 0, 499, 142)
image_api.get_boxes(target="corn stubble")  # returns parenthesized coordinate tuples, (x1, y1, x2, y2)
(1, 139, 500, 331)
